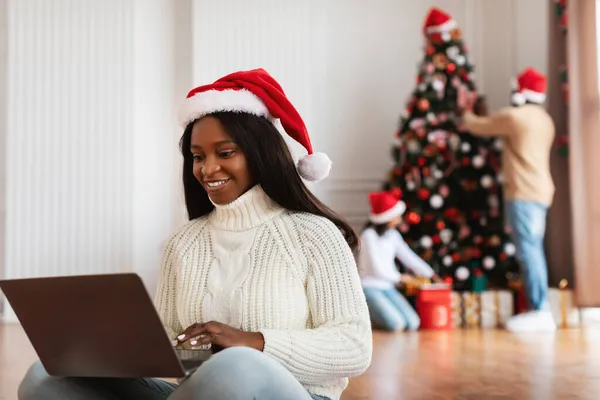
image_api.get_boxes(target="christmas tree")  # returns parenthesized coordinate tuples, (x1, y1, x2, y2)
(383, 7, 518, 290)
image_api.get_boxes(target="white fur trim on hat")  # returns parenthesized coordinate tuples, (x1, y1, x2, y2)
(369, 201, 407, 225)
(297, 152, 332, 182)
(511, 89, 545, 106)
(179, 89, 272, 128)
(425, 19, 458, 34)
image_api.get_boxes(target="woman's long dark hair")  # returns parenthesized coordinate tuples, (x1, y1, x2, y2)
(362, 221, 389, 237)
(180, 111, 359, 251)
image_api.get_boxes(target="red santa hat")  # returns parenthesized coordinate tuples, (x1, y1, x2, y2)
(423, 7, 457, 43)
(368, 191, 406, 225)
(511, 67, 547, 106)
(179, 68, 332, 182)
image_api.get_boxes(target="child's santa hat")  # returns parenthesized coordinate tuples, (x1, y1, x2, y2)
(511, 68, 547, 106)
(368, 191, 406, 225)
(423, 7, 457, 43)
(179, 68, 332, 182)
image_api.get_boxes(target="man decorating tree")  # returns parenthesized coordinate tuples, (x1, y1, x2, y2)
(457, 67, 556, 332)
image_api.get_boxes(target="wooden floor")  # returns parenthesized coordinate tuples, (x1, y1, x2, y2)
(2, 324, 600, 400)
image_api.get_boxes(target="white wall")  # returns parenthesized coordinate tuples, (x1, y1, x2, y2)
(0, 0, 550, 321)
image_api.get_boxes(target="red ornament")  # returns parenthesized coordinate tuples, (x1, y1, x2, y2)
(444, 208, 459, 220)
(426, 45, 435, 55)
(417, 157, 427, 167)
(417, 75, 423, 84)
(446, 63, 456, 73)
(418, 99, 430, 111)
(432, 235, 441, 245)
(472, 248, 482, 258)
(451, 253, 461, 263)
(461, 157, 470, 166)
(424, 213, 435, 222)
(474, 269, 483, 277)
(417, 188, 430, 200)
(406, 212, 421, 225)
(391, 187, 403, 199)
(423, 167, 431, 177)
(499, 253, 507, 261)
(436, 221, 446, 230)
(444, 276, 453, 285)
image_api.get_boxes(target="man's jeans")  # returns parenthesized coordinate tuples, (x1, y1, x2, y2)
(505, 200, 550, 311)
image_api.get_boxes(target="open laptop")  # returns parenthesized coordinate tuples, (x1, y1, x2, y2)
(0, 273, 212, 379)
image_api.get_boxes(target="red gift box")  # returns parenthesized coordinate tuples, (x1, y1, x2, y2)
(417, 284, 453, 330)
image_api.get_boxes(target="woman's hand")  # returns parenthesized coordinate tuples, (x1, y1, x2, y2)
(176, 321, 265, 352)
(431, 274, 445, 284)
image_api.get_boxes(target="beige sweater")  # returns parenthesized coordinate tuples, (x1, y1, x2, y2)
(154, 185, 372, 399)
(463, 104, 555, 206)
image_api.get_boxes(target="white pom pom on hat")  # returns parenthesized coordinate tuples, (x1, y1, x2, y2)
(179, 68, 332, 182)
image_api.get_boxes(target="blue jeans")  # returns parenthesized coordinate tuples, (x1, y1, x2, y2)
(505, 200, 550, 311)
(18, 347, 330, 400)
(363, 287, 420, 331)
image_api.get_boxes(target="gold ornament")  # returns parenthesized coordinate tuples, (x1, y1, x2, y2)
(432, 53, 448, 69)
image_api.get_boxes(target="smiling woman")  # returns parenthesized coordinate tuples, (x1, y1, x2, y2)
(17, 69, 372, 400)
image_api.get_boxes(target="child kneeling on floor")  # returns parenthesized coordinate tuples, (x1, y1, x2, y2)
(358, 191, 443, 331)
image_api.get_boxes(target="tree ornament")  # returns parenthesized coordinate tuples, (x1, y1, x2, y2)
(482, 256, 496, 270)
(432, 79, 444, 91)
(461, 142, 471, 153)
(455, 55, 466, 66)
(480, 175, 493, 188)
(443, 255, 453, 266)
(406, 211, 421, 224)
(504, 243, 516, 256)
(407, 139, 421, 153)
(440, 229, 453, 244)
(418, 98, 430, 111)
(418, 188, 430, 200)
(420, 235, 433, 249)
(418, 83, 427, 92)
(446, 63, 457, 73)
(406, 181, 416, 191)
(446, 46, 459, 59)
(472, 154, 485, 168)
(455, 266, 470, 281)
(430, 194, 444, 209)
(424, 62, 435, 74)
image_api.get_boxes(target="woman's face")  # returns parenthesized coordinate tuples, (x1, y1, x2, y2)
(191, 116, 254, 205)
(387, 215, 403, 229)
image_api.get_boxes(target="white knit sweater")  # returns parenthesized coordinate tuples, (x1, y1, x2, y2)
(154, 185, 372, 399)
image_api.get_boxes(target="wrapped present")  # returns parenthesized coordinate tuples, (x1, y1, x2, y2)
(417, 284, 453, 330)
(462, 292, 480, 328)
(549, 280, 581, 328)
(450, 291, 463, 328)
(403, 277, 431, 297)
(480, 290, 514, 328)
(469, 269, 487, 293)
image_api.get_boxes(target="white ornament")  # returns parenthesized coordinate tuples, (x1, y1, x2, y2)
(446, 46, 459, 58)
(406, 181, 416, 191)
(409, 118, 426, 129)
(482, 256, 496, 270)
(430, 194, 444, 209)
(443, 255, 453, 266)
(424, 177, 437, 188)
(420, 235, 433, 249)
(426, 112, 436, 122)
(455, 266, 470, 281)
(472, 154, 485, 168)
(433, 169, 444, 179)
(440, 229, 453, 244)
(418, 83, 427, 92)
(480, 175, 493, 188)
(441, 32, 451, 42)
(461, 142, 472, 153)
(504, 243, 516, 256)
(455, 55, 466, 66)
(494, 138, 503, 150)
(407, 139, 421, 153)
(432, 79, 444, 91)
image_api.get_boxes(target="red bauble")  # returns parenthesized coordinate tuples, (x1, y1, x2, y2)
(417, 157, 427, 167)
(499, 253, 507, 261)
(472, 248, 482, 258)
(426, 45, 435, 55)
(474, 269, 483, 277)
(391, 187, 403, 199)
(432, 235, 441, 245)
(423, 167, 431, 177)
(436, 221, 445, 230)
(418, 98, 430, 111)
(461, 157, 470, 166)
(446, 63, 457, 73)
(451, 253, 461, 263)
(417, 188, 430, 200)
(444, 207, 459, 220)
(406, 212, 421, 225)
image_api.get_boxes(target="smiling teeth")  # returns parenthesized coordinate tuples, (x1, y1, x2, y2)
(207, 180, 228, 187)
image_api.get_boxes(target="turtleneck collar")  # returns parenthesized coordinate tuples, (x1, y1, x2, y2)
(209, 185, 284, 231)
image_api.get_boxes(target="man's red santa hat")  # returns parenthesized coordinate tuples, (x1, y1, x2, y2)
(368, 191, 406, 225)
(423, 7, 458, 43)
(179, 68, 332, 182)
(511, 67, 547, 106)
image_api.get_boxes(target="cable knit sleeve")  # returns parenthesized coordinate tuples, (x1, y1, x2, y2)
(154, 232, 184, 340)
(259, 215, 373, 385)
